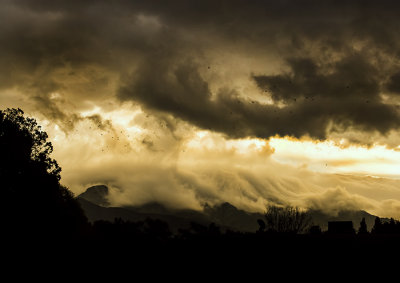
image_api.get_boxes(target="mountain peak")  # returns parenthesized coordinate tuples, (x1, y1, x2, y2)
(219, 202, 237, 210)
(78, 185, 110, 207)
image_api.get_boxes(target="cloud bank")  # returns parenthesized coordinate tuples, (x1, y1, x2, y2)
(2, 1, 400, 217)
(1, 0, 400, 141)
(47, 114, 400, 218)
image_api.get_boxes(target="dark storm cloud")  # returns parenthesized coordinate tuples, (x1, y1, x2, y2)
(118, 57, 321, 138)
(2, 0, 400, 140)
(385, 72, 400, 94)
(119, 52, 400, 139)
(253, 54, 400, 137)
(116, 0, 400, 140)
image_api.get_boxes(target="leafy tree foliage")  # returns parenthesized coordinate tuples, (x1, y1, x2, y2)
(0, 108, 88, 238)
(264, 205, 312, 234)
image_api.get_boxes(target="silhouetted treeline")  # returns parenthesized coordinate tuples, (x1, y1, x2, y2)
(81, 214, 400, 243)
(370, 217, 400, 234)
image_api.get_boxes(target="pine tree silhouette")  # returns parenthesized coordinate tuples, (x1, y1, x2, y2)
(358, 217, 368, 235)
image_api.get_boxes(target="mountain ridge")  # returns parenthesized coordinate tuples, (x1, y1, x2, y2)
(77, 185, 382, 233)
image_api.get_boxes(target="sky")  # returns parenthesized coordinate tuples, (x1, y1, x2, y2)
(2, 0, 400, 218)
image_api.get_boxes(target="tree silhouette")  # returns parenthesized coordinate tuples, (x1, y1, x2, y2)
(358, 217, 368, 235)
(257, 219, 266, 233)
(371, 217, 383, 234)
(0, 108, 88, 239)
(264, 205, 312, 234)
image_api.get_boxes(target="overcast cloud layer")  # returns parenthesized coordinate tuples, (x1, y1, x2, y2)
(1, 0, 400, 141)
(2, 1, 400, 217)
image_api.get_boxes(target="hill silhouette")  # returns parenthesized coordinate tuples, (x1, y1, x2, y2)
(77, 184, 380, 233)
(78, 185, 110, 207)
